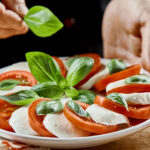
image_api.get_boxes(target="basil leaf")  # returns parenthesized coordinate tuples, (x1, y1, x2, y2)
(106, 93, 128, 110)
(36, 100, 63, 115)
(65, 87, 79, 98)
(107, 59, 126, 74)
(73, 90, 96, 105)
(32, 82, 64, 99)
(67, 100, 89, 117)
(24, 6, 63, 37)
(66, 57, 94, 86)
(56, 74, 68, 89)
(26, 52, 61, 83)
(66, 56, 79, 67)
(125, 75, 150, 84)
(0, 90, 39, 105)
(0, 79, 26, 90)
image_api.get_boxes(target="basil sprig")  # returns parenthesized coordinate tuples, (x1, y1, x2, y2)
(72, 90, 96, 104)
(24, 6, 63, 37)
(107, 59, 126, 74)
(67, 100, 89, 117)
(0, 79, 28, 90)
(0, 90, 39, 105)
(125, 75, 150, 84)
(36, 100, 63, 115)
(106, 93, 128, 110)
(66, 56, 79, 67)
(26, 52, 94, 101)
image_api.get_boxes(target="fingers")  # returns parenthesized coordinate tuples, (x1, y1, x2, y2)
(2, 0, 28, 17)
(0, 2, 28, 39)
(0, 28, 28, 39)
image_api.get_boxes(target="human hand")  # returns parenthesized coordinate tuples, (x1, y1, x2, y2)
(102, 0, 150, 71)
(0, 0, 28, 39)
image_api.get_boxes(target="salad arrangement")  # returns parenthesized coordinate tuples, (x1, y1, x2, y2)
(0, 51, 149, 138)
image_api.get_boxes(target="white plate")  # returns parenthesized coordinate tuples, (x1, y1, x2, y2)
(0, 59, 150, 149)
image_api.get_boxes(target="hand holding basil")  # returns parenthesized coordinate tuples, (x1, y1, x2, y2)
(24, 6, 63, 37)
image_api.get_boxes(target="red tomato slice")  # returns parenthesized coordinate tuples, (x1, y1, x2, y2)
(106, 84, 150, 95)
(94, 64, 141, 91)
(52, 56, 67, 77)
(0, 70, 37, 86)
(64, 101, 118, 134)
(0, 99, 19, 131)
(28, 98, 55, 137)
(94, 95, 150, 119)
(75, 53, 101, 87)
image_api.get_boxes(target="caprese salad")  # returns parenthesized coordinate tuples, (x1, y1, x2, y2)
(0, 51, 149, 138)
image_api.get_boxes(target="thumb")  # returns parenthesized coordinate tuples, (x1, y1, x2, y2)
(2, 0, 28, 17)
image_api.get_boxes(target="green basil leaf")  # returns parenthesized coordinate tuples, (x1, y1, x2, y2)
(107, 59, 126, 74)
(67, 100, 90, 117)
(66, 57, 94, 86)
(0, 79, 26, 90)
(65, 87, 79, 98)
(106, 93, 128, 110)
(125, 75, 150, 84)
(66, 56, 79, 67)
(56, 74, 68, 89)
(24, 6, 63, 37)
(32, 82, 64, 99)
(0, 90, 39, 105)
(73, 90, 96, 104)
(26, 51, 61, 83)
(36, 100, 63, 115)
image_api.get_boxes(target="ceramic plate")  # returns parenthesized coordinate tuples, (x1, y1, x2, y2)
(0, 59, 150, 149)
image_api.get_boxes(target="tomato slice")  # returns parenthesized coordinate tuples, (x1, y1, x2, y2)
(106, 84, 150, 95)
(94, 64, 141, 91)
(0, 99, 19, 131)
(94, 95, 150, 119)
(28, 98, 55, 137)
(64, 101, 118, 134)
(0, 70, 37, 86)
(75, 53, 101, 87)
(53, 56, 67, 77)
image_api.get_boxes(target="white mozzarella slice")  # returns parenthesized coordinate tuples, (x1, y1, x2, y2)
(0, 86, 31, 96)
(60, 97, 71, 107)
(4, 62, 30, 72)
(79, 60, 110, 90)
(9, 107, 38, 136)
(86, 104, 129, 126)
(120, 93, 150, 105)
(43, 112, 90, 138)
(79, 67, 109, 90)
(106, 79, 126, 92)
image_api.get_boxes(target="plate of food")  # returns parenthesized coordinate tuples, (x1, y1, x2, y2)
(0, 52, 150, 149)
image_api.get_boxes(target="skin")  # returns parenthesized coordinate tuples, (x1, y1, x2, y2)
(0, 0, 28, 39)
(103, 0, 150, 71)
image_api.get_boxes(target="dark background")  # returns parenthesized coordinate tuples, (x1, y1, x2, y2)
(0, 0, 110, 68)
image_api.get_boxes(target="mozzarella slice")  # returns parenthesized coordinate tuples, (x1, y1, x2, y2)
(43, 112, 90, 138)
(120, 93, 150, 105)
(60, 97, 71, 107)
(9, 107, 38, 136)
(106, 79, 126, 92)
(86, 104, 129, 126)
(4, 62, 30, 72)
(0, 86, 31, 95)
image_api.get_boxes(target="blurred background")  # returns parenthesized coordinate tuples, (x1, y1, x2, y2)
(0, 0, 110, 68)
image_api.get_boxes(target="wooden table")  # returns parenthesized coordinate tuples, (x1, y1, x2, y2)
(51, 126, 150, 150)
